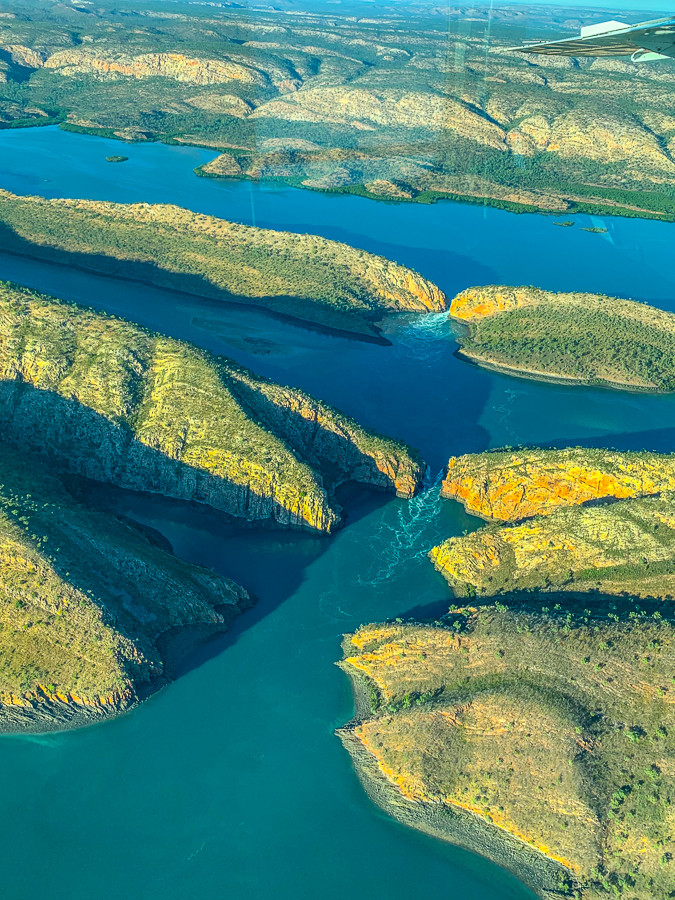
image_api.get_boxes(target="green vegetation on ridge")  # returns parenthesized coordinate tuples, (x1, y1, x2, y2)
(0, 189, 446, 337)
(340, 608, 675, 899)
(0, 281, 424, 533)
(450, 286, 675, 392)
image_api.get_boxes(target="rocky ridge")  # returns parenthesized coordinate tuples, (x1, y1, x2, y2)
(430, 491, 675, 598)
(442, 448, 675, 522)
(0, 189, 447, 337)
(0, 282, 424, 533)
(44, 49, 267, 86)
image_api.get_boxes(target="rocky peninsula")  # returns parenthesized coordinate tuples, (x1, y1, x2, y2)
(0, 279, 429, 731)
(443, 448, 675, 522)
(435, 446, 675, 598)
(0, 442, 251, 733)
(0, 189, 447, 339)
(339, 609, 675, 900)
(450, 286, 675, 391)
(0, 282, 424, 533)
(431, 492, 675, 600)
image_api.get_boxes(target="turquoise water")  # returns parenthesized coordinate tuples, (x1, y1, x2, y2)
(1, 127, 674, 899)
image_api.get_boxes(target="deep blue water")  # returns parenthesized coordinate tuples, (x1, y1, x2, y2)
(0, 126, 674, 900)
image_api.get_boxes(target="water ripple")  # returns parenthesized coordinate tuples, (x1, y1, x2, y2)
(393, 312, 452, 365)
(356, 468, 444, 587)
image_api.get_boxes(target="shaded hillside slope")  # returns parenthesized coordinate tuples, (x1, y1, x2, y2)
(0, 282, 424, 532)
(0, 443, 251, 733)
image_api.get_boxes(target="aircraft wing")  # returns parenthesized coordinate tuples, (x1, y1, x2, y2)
(509, 17, 675, 59)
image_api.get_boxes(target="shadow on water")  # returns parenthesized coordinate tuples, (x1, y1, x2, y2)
(0, 377, 422, 686)
(0, 223, 390, 345)
(82, 478, 393, 682)
(542, 425, 675, 454)
(402, 596, 454, 621)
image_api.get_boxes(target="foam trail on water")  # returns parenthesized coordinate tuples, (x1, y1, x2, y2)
(356, 468, 444, 587)
(316, 469, 444, 625)
(393, 312, 452, 365)
(489, 387, 519, 445)
(18, 733, 63, 747)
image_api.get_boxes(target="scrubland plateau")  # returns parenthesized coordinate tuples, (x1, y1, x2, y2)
(340, 609, 675, 899)
(2, 0, 675, 217)
(450, 286, 675, 391)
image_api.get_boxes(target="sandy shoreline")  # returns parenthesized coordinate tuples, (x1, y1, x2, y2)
(454, 347, 659, 394)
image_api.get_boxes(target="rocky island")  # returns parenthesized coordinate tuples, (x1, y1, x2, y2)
(339, 609, 675, 900)
(0, 189, 447, 339)
(450, 286, 675, 391)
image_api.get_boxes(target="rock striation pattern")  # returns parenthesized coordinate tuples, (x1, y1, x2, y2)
(44, 49, 267, 86)
(442, 448, 675, 522)
(0, 282, 424, 533)
(430, 491, 675, 598)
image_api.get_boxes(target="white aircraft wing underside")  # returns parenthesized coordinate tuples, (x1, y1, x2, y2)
(510, 17, 675, 58)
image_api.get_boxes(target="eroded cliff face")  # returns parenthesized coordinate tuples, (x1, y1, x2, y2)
(0, 445, 251, 733)
(44, 49, 267, 86)
(0, 283, 424, 532)
(442, 448, 675, 522)
(449, 285, 550, 321)
(430, 492, 675, 597)
(449, 285, 675, 328)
